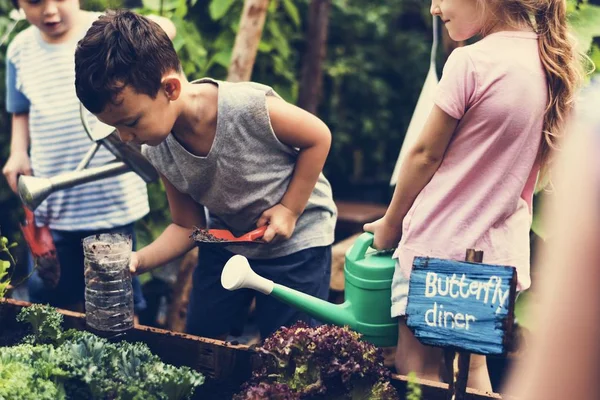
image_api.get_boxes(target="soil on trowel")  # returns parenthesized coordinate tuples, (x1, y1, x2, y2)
(190, 228, 228, 243)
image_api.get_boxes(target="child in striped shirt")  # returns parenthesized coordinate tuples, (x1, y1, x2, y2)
(3, 0, 174, 313)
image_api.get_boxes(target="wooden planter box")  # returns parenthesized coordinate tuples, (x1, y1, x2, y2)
(0, 298, 503, 399)
(0, 298, 252, 399)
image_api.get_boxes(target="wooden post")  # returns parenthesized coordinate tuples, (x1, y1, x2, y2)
(445, 249, 483, 400)
(298, 0, 331, 114)
(227, 0, 270, 82)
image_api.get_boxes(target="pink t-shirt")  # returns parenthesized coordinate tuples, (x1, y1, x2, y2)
(394, 31, 546, 291)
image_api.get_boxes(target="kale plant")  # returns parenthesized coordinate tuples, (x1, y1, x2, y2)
(0, 344, 69, 400)
(234, 322, 399, 400)
(17, 303, 64, 344)
(0, 305, 205, 399)
(58, 331, 204, 399)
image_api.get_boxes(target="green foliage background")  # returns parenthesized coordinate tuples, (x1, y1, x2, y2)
(0, 0, 599, 278)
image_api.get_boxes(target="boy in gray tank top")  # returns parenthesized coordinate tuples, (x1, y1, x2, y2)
(74, 10, 337, 339)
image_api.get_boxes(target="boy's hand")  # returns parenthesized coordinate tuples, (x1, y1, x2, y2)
(2, 151, 32, 193)
(129, 251, 142, 275)
(257, 203, 299, 243)
(363, 217, 402, 250)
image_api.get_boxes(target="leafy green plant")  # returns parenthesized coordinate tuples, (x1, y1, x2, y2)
(234, 322, 399, 399)
(16, 303, 63, 344)
(56, 331, 204, 400)
(138, 0, 302, 99)
(406, 372, 422, 400)
(320, 0, 432, 192)
(0, 344, 69, 400)
(1, 305, 205, 399)
(568, 0, 600, 62)
(0, 230, 17, 298)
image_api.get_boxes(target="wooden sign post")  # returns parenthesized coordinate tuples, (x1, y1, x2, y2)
(406, 250, 517, 399)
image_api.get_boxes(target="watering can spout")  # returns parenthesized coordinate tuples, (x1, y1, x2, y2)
(17, 162, 130, 211)
(221, 255, 274, 295)
(222, 256, 358, 328)
(18, 176, 53, 211)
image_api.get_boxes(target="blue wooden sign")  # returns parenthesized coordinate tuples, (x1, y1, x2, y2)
(406, 257, 517, 355)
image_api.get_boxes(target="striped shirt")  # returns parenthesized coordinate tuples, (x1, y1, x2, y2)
(5, 12, 149, 230)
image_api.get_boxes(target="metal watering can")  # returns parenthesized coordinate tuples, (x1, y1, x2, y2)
(18, 104, 158, 210)
(221, 232, 398, 347)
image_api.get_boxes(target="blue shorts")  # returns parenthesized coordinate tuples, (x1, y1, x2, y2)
(27, 223, 147, 313)
(186, 244, 332, 339)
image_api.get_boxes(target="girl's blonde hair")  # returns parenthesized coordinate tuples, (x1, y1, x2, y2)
(478, 0, 585, 181)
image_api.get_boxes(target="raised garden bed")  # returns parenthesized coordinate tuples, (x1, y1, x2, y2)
(0, 298, 252, 399)
(0, 298, 504, 399)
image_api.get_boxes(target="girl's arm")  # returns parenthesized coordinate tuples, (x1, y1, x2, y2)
(132, 174, 205, 274)
(256, 96, 331, 243)
(365, 105, 458, 249)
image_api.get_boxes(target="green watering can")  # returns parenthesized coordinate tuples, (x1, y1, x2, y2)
(221, 232, 398, 347)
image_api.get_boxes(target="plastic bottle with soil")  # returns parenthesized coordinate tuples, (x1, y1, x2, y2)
(83, 233, 134, 333)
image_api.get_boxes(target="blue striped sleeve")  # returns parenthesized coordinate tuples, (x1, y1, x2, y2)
(5, 57, 30, 113)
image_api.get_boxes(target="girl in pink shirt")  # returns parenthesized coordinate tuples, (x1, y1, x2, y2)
(365, 0, 583, 391)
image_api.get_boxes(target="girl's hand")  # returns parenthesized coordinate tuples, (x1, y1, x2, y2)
(363, 217, 402, 250)
(257, 203, 299, 243)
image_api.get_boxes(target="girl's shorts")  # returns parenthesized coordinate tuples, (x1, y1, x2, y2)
(390, 259, 410, 317)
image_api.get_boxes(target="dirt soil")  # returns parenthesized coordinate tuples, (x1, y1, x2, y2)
(191, 228, 228, 243)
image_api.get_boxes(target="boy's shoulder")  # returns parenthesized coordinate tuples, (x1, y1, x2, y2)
(230, 80, 278, 95)
(199, 78, 281, 117)
(215, 79, 282, 112)
(6, 25, 37, 59)
(203, 78, 279, 98)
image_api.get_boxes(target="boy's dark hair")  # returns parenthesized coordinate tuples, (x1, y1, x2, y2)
(75, 10, 181, 114)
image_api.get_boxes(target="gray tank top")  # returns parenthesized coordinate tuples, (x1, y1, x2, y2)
(143, 78, 337, 259)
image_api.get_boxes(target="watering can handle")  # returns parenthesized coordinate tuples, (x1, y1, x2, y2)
(346, 232, 375, 262)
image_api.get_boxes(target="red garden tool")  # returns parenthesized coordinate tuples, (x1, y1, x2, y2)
(191, 225, 267, 245)
(20, 206, 61, 288)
